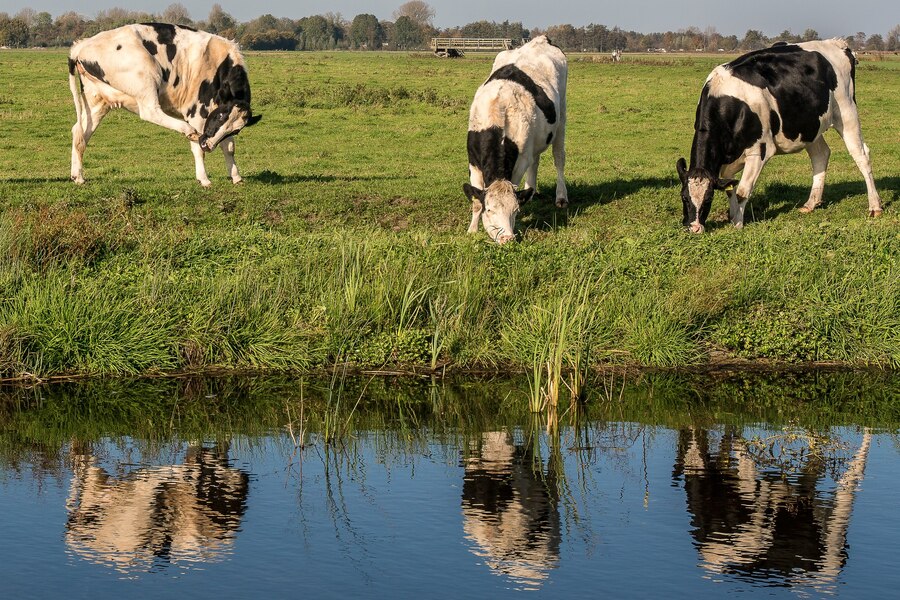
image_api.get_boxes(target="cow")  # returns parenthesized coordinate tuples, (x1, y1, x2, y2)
(68, 23, 262, 187)
(676, 39, 882, 233)
(463, 36, 568, 243)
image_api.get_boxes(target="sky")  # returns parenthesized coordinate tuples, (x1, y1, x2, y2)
(1, 0, 897, 37)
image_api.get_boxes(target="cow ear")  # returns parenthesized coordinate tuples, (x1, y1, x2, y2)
(516, 187, 535, 204)
(676, 158, 688, 185)
(463, 183, 484, 201)
(715, 178, 738, 191)
(246, 114, 262, 127)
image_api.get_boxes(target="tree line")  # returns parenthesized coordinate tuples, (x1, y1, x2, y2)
(1, 2, 898, 53)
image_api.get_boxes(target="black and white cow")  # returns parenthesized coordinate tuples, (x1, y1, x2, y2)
(463, 36, 568, 243)
(68, 23, 261, 187)
(677, 39, 882, 233)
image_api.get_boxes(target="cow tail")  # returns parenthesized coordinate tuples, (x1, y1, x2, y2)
(68, 55, 86, 144)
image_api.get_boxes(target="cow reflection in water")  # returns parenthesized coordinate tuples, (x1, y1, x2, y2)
(461, 431, 561, 589)
(675, 428, 871, 590)
(66, 443, 249, 572)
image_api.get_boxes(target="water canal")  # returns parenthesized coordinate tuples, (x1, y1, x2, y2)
(1, 372, 898, 597)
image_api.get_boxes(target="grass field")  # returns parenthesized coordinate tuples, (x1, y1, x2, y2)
(0, 50, 898, 379)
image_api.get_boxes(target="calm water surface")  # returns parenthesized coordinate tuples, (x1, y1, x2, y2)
(1, 374, 899, 598)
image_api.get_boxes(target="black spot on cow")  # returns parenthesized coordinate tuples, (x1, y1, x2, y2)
(690, 84, 763, 174)
(142, 23, 178, 62)
(200, 105, 209, 119)
(547, 132, 553, 145)
(760, 143, 767, 161)
(143, 22, 176, 46)
(161, 68, 170, 83)
(173, 74, 180, 88)
(769, 111, 781, 136)
(186, 104, 197, 118)
(487, 64, 557, 124)
(68, 58, 76, 75)
(726, 44, 837, 142)
(844, 47, 856, 102)
(197, 57, 253, 113)
(80, 60, 109, 84)
(142, 39, 158, 55)
(467, 126, 520, 186)
(176, 24, 198, 32)
(116, 44, 122, 50)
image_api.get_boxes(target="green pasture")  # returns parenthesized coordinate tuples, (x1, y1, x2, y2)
(0, 50, 898, 379)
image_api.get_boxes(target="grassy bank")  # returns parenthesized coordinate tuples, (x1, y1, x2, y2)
(1, 51, 898, 379)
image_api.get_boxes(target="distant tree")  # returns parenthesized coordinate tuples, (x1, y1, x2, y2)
(865, 34, 884, 51)
(0, 16, 30, 47)
(207, 4, 236, 35)
(773, 29, 799, 43)
(392, 15, 423, 48)
(14, 8, 36, 28)
(53, 11, 88, 45)
(30, 11, 54, 46)
(393, 1, 435, 28)
(160, 4, 193, 26)
(853, 31, 866, 49)
(801, 28, 819, 41)
(350, 13, 384, 49)
(720, 35, 739, 51)
(887, 24, 900, 51)
(545, 23, 579, 50)
(740, 29, 767, 50)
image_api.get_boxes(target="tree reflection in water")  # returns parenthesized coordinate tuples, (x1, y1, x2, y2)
(674, 427, 871, 592)
(65, 442, 249, 573)
(461, 429, 561, 590)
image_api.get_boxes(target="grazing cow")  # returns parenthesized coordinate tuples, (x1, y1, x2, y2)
(463, 36, 568, 243)
(68, 23, 262, 187)
(676, 39, 882, 233)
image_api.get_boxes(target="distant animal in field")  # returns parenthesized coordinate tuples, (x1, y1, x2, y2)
(463, 35, 568, 243)
(676, 39, 882, 233)
(68, 23, 262, 187)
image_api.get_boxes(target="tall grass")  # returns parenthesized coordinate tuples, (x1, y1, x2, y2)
(0, 50, 898, 382)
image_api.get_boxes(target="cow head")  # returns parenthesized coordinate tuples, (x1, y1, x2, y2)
(199, 101, 262, 152)
(464, 180, 534, 244)
(676, 158, 737, 234)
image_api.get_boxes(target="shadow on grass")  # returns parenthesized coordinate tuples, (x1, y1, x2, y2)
(0, 177, 73, 184)
(519, 177, 673, 231)
(248, 170, 416, 185)
(697, 176, 898, 233)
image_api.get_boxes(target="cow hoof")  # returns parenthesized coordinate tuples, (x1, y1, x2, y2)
(71, 175, 85, 185)
(869, 209, 883, 218)
(798, 206, 813, 214)
(733, 222, 744, 230)
(199, 180, 212, 188)
(232, 177, 243, 185)
(555, 198, 568, 208)
(187, 132, 201, 143)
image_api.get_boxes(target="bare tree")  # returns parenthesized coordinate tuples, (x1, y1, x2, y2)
(160, 3, 193, 26)
(393, 1, 435, 28)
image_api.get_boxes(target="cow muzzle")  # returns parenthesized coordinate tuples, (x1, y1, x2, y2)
(496, 233, 515, 244)
(199, 135, 213, 152)
(689, 221, 705, 234)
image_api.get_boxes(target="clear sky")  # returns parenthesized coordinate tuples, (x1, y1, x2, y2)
(1, 0, 897, 37)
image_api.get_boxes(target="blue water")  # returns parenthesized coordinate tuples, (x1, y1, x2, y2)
(2, 380, 900, 598)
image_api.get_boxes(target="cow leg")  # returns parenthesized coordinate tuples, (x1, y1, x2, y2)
(135, 99, 200, 141)
(220, 136, 243, 184)
(551, 128, 568, 207)
(190, 140, 211, 188)
(731, 151, 767, 228)
(71, 100, 111, 184)
(799, 136, 830, 214)
(523, 154, 539, 195)
(834, 112, 882, 216)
